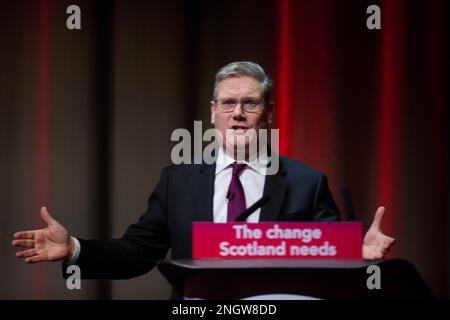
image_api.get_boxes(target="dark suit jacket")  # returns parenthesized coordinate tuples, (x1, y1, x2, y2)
(69, 156, 340, 279)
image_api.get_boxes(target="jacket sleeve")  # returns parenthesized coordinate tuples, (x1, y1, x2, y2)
(63, 167, 171, 279)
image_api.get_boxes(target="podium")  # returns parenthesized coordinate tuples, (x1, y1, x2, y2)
(158, 259, 435, 299)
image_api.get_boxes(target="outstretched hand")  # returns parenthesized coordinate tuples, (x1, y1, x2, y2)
(362, 206, 396, 259)
(12, 207, 74, 263)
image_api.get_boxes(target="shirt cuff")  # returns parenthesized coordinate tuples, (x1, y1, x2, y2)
(66, 236, 81, 265)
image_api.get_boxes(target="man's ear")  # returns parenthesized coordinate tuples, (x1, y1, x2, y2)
(210, 100, 216, 124)
(266, 101, 274, 124)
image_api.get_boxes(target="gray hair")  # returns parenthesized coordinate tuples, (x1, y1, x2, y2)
(213, 61, 272, 104)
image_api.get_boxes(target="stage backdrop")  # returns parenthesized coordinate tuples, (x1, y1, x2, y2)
(0, 0, 448, 299)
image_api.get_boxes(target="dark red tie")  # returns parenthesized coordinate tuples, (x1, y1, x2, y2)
(227, 162, 247, 222)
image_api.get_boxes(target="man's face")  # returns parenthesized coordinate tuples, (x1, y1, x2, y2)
(210, 76, 272, 155)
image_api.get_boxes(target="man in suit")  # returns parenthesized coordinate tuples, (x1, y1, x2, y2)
(12, 61, 395, 279)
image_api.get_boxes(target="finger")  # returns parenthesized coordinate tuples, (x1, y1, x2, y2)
(379, 244, 388, 254)
(40, 206, 56, 226)
(14, 230, 37, 239)
(25, 255, 44, 264)
(368, 251, 383, 260)
(11, 239, 35, 248)
(16, 248, 37, 258)
(382, 237, 396, 248)
(379, 236, 395, 253)
(374, 246, 385, 259)
(370, 206, 385, 230)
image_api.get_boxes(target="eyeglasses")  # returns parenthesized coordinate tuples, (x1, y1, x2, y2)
(214, 98, 264, 113)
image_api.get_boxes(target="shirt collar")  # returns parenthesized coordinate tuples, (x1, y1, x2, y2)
(215, 147, 267, 176)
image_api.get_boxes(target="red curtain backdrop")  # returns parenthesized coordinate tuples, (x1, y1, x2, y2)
(32, 0, 52, 299)
(275, 0, 446, 297)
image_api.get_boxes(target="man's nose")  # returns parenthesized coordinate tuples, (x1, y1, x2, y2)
(232, 103, 246, 118)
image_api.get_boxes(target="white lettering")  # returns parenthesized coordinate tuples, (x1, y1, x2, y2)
(66, 5, 81, 30)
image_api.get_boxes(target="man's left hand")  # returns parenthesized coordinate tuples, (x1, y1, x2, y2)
(362, 206, 396, 259)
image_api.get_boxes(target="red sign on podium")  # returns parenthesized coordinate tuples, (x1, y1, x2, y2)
(192, 222, 362, 259)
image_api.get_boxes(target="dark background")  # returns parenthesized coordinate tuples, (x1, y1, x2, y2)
(0, 0, 448, 299)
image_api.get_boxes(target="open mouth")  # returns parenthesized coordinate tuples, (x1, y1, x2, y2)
(230, 126, 249, 134)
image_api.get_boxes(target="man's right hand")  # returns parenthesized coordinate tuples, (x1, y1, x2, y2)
(12, 207, 74, 263)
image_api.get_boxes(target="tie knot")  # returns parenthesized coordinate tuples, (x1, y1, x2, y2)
(232, 162, 246, 176)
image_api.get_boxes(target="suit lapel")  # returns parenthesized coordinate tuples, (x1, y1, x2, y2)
(259, 161, 288, 221)
(192, 157, 288, 222)
(193, 163, 216, 221)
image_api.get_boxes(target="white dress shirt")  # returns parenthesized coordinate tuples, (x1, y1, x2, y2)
(213, 147, 266, 223)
